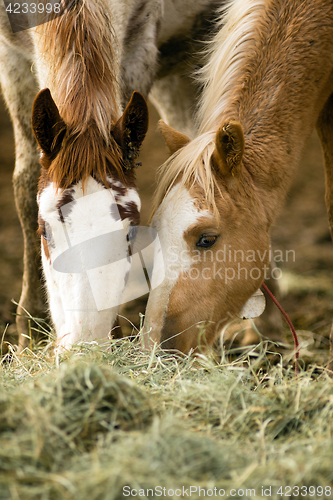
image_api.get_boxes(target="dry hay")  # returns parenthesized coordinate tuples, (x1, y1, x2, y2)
(0, 328, 333, 499)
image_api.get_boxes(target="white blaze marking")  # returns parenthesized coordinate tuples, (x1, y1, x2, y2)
(38, 176, 140, 349)
(145, 184, 210, 341)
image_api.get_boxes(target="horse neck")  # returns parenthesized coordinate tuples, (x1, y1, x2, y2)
(33, 0, 121, 141)
(198, 0, 333, 227)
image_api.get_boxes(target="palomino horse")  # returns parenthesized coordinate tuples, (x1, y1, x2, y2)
(145, 0, 333, 357)
(0, 0, 226, 348)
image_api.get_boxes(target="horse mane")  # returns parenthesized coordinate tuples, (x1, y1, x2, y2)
(196, 0, 267, 133)
(151, 0, 267, 217)
(37, 0, 124, 188)
(151, 132, 217, 218)
(39, 0, 120, 138)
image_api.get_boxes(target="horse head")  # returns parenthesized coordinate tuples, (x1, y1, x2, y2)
(145, 120, 270, 354)
(32, 88, 148, 350)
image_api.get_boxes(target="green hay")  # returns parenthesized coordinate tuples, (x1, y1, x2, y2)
(1, 333, 333, 499)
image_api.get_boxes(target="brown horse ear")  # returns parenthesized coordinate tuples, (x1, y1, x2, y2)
(32, 88, 66, 156)
(213, 121, 244, 177)
(158, 120, 190, 154)
(112, 91, 149, 169)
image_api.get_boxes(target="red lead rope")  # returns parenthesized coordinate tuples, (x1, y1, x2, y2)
(261, 283, 299, 375)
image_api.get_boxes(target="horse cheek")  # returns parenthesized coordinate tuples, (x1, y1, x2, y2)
(160, 269, 219, 353)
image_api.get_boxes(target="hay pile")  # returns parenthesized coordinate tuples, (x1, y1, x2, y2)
(1, 336, 333, 499)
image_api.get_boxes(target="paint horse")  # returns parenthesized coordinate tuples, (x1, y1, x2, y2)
(145, 0, 333, 358)
(0, 0, 150, 350)
(0, 0, 226, 349)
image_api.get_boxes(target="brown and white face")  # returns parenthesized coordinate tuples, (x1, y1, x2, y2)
(31, 89, 148, 350)
(145, 121, 270, 354)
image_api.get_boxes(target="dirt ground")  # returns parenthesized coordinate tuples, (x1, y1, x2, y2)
(0, 95, 332, 359)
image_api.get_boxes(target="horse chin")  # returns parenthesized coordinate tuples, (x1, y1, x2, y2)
(142, 305, 164, 350)
(145, 276, 267, 355)
(145, 293, 218, 355)
(160, 318, 217, 355)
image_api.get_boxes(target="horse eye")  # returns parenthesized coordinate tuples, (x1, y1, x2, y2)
(38, 220, 52, 242)
(127, 225, 138, 242)
(43, 222, 52, 242)
(196, 234, 218, 248)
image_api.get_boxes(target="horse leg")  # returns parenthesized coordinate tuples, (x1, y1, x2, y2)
(0, 42, 44, 350)
(150, 73, 199, 138)
(316, 92, 333, 371)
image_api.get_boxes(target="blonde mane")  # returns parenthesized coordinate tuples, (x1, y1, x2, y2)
(151, 132, 216, 217)
(152, 0, 267, 216)
(197, 0, 267, 132)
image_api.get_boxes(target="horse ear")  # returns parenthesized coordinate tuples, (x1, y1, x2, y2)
(213, 121, 245, 177)
(158, 120, 190, 154)
(112, 91, 149, 169)
(32, 88, 66, 156)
